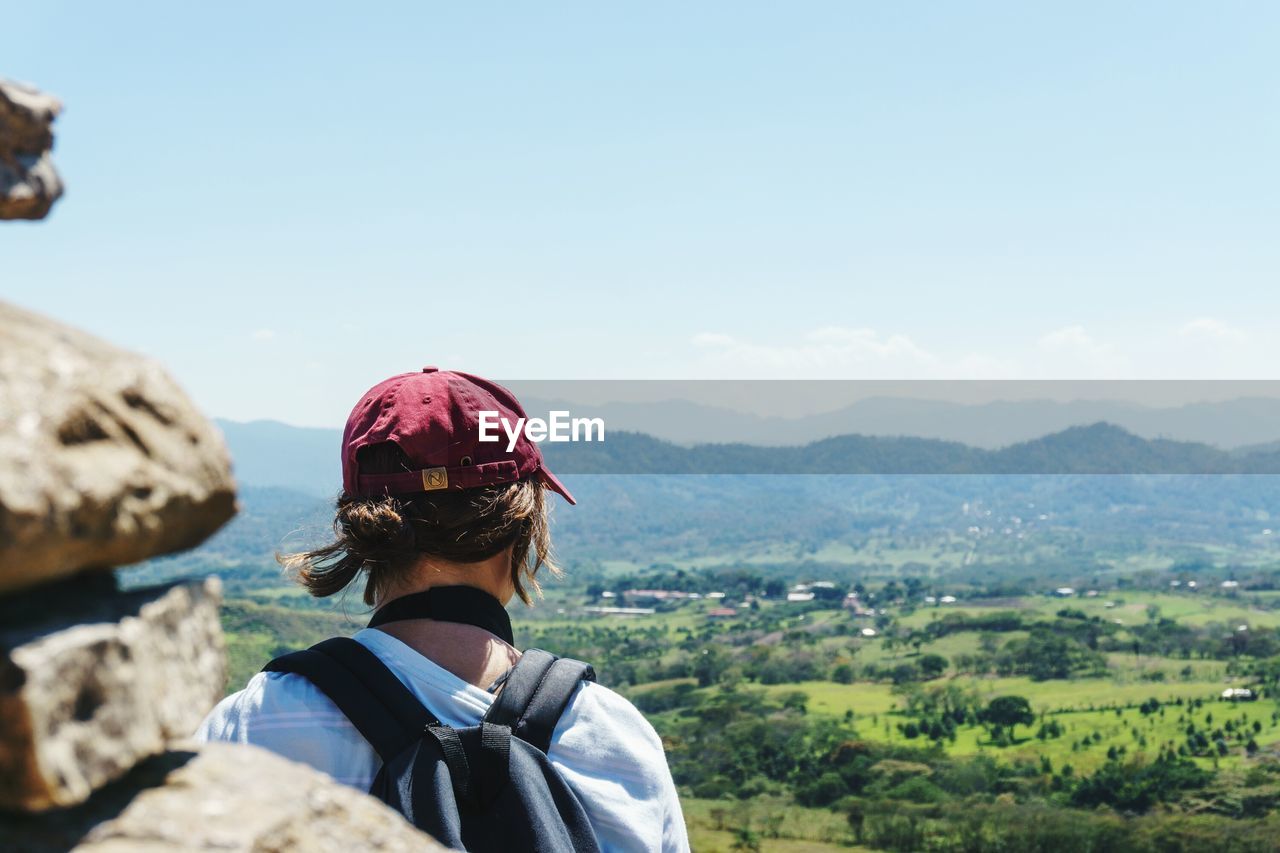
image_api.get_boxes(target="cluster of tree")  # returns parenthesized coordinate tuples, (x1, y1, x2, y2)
(651, 681, 1280, 850)
(922, 611, 1027, 639)
(1116, 617, 1280, 661)
(651, 683, 1228, 814)
(848, 799, 1280, 853)
(860, 653, 950, 685)
(661, 687, 848, 800)
(1179, 715, 1264, 758)
(894, 683, 975, 744)
(517, 622, 685, 688)
(1069, 751, 1211, 811)
(1035, 719, 1065, 740)
(585, 567, 787, 599)
(992, 628, 1108, 681)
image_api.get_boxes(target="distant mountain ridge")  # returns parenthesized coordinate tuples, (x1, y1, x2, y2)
(214, 418, 1280, 497)
(539, 423, 1280, 475)
(141, 423, 1280, 591)
(215, 419, 341, 498)
(515, 394, 1280, 449)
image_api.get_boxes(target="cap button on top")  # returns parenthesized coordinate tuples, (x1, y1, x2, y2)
(421, 366, 438, 373)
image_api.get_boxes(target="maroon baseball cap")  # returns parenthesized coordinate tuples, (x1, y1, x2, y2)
(341, 367, 576, 505)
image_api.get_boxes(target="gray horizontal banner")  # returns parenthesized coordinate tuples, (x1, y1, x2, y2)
(489, 380, 1280, 475)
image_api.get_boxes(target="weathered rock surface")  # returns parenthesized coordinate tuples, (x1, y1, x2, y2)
(0, 576, 226, 811)
(0, 79, 63, 220)
(0, 300, 237, 596)
(1, 743, 449, 852)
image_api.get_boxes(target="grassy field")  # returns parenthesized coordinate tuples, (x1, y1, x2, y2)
(897, 591, 1280, 632)
(686, 830, 850, 853)
(220, 599, 359, 690)
(746, 675, 1280, 775)
(219, 585, 1280, 825)
(681, 797, 860, 851)
(668, 589, 1280, 779)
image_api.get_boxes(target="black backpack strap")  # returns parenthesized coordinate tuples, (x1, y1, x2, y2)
(262, 637, 439, 762)
(483, 649, 596, 754)
(424, 723, 474, 802)
(310, 638, 441, 733)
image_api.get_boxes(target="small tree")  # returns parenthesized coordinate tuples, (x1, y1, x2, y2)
(693, 645, 728, 687)
(981, 696, 1034, 742)
(731, 827, 761, 852)
(919, 654, 949, 679)
(846, 800, 866, 844)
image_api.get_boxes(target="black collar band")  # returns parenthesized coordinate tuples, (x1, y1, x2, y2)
(367, 585, 514, 647)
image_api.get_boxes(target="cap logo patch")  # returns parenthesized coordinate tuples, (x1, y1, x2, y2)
(421, 467, 448, 491)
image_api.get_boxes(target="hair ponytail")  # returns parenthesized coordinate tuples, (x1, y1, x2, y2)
(279, 444, 558, 606)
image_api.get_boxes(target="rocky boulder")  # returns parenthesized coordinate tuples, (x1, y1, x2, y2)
(0, 79, 63, 220)
(0, 300, 237, 596)
(0, 576, 226, 811)
(2, 743, 449, 851)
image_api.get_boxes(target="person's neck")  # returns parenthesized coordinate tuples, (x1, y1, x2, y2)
(372, 559, 519, 689)
(375, 554, 513, 609)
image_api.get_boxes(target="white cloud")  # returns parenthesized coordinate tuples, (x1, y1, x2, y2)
(686, 321, 1256, 380)
(1036, 325, 1111, 358)
(688, 327, 1014, 378)
(691, 327, 935, 372)
(1178, 317, 1250, 344)
(688, 317, 1280, 381)
(251, 328, 276, 342)
(692, 332, 736, 348)
(1028, 325, 1135, 378)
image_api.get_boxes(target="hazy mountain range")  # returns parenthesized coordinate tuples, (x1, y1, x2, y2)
(216, 419, 340, 497)
(128, 414, 1280, 591)
(515, 395, 1280, 449)
(215, 413, 1280, 498)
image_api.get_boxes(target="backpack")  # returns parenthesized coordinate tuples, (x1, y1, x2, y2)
(263, 638, 601, 852)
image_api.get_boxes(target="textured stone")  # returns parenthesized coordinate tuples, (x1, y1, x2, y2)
(1, 744, 449, 851)
(78, 744, 449, 852)
(0, 79, 63, 220)
(0, 576, 226, 811)
(1, 744, 449, 852)
(0, 300, 237, 596)
(0, 749, 196, 851)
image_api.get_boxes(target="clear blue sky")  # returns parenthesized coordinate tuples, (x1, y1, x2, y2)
(4, 2, 1277, 425)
